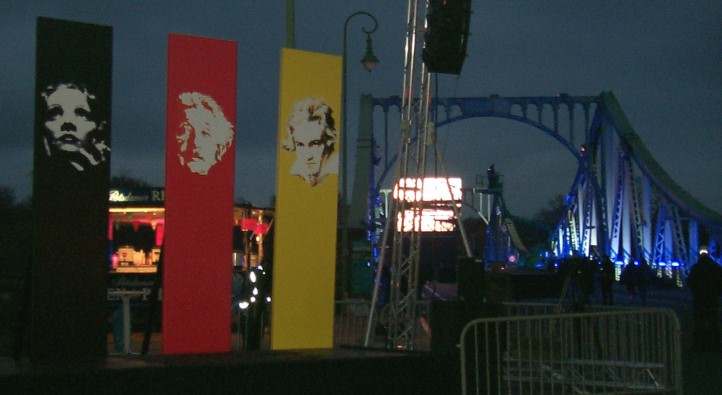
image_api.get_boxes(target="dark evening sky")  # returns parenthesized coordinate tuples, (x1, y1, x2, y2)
(1, 1, 720, 218)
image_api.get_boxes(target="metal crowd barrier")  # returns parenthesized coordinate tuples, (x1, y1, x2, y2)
(334, 299, 371, 347)
(332, 300, 630, 351)
(501, 301, 636, 317)
(334, 299, 431, 349)
(459, 308, 682, 395)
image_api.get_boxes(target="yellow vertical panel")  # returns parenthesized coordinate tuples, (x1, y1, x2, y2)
(271, 48, 341, 349)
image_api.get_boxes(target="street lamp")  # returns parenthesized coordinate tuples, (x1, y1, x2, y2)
(360, 32, 380, 72)
(341, 11, 379, 296)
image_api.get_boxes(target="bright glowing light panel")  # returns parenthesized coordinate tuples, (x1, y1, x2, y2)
(397, 209, 456, 232)
(393, 177, 462, 203)
(393, 177, 461, 232)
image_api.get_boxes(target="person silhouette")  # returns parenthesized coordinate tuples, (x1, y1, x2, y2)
(600, 255, 615, 305)
(687, 247, 722, 352)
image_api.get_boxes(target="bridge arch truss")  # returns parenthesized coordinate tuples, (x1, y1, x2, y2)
(353, 92, 722, 280)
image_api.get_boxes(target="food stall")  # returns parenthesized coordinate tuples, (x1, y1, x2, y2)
(108, 187, 273, 274)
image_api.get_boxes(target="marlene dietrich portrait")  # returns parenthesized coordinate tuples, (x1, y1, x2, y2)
(40, 82, 110, 172)
(176, 92, 234, 176)
(281, 98, 339, 187)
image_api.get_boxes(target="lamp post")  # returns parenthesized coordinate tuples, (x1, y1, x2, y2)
(341, 11, 379, 296)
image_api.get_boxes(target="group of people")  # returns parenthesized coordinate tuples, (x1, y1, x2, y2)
(553, 253, 673, 307)
(551, 248, 722, 352)
(619, 259, 653, 304)
(599, 255, 654, 306)
(554, 256, 597, 308)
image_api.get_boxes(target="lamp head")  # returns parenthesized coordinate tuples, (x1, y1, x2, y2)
(360, 33, 379, 72)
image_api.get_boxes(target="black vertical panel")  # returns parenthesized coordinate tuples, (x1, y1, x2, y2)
(31, 17, 112, 361)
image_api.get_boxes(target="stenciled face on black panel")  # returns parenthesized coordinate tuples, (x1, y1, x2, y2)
(41, 82, 109, 172)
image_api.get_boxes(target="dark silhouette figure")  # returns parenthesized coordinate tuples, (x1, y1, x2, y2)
(578, 258, 595, 306)
(559, 256, 592, 310)
(487, 164, 499, 190)
(687, 252, 722, 352)
(638, 259, 651, 305)
(621, 263, 639, 302)
(600, 255, 615, 305)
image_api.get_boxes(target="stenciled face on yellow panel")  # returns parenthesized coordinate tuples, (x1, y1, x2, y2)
(281, 97, 338, 187)
(293, 120, 327, 177)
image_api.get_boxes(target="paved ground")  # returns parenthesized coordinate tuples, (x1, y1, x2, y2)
(4, 280, 722, 393)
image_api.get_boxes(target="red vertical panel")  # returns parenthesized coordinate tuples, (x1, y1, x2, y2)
(164, 34, 236, 354)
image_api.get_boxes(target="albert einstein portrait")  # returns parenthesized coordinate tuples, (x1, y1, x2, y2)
(176, 91, 234, 176)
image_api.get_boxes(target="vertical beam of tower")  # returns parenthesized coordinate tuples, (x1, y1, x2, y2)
(385, 0, 433, 350)
(577, 179, 585, 253)
(582, 178, 595, 256)
(621, 161, 632, 261)
(670, 206, 688, 267)
(603, 126, 617, 257)
(652, 204, 667, 265)
(641, 176, 652, 262)
(385, 0, 417, 350)
(349, 95, 375, 229)
(688, 219, 699, 265)
(609, 151, 625, 259)
(626, 157, 645, 260)
(664, 210, 674, 263)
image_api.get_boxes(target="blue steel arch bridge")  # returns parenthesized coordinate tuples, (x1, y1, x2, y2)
(349, 92, 722, 283)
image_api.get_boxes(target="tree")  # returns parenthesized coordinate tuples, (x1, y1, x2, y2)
(509, 214, 548, 251)
(462, 216, 486, 257)
(110, 175, 154, 189)
(532, 194, 567, 233)
(0, 186, 15, 210)
(0, 186, 32, 278)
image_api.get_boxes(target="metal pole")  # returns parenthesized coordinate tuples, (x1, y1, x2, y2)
(341, 11, 378, 297)
(434, 146, 473, 258)
(122, 295, 131, 354)
(363, 198, 395, 347)
(285, 0, 295, 48)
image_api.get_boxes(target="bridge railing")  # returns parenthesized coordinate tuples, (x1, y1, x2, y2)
(459, 308, 682, 395)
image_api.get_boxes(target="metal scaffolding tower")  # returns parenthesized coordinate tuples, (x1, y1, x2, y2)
(382, 0, 431, 350)
(363, 0, 457, 350)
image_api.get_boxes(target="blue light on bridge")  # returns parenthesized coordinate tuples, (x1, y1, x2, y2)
(671, 261, 680, 267)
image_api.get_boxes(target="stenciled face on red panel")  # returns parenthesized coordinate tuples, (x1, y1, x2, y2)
(175, 91, 234, 176)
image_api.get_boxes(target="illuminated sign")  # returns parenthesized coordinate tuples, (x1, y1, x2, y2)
(397, 208, 455, 232)
(393, 177, 462, 203)
(109, 188, 165, 203)
(393, 177, 461, 232)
